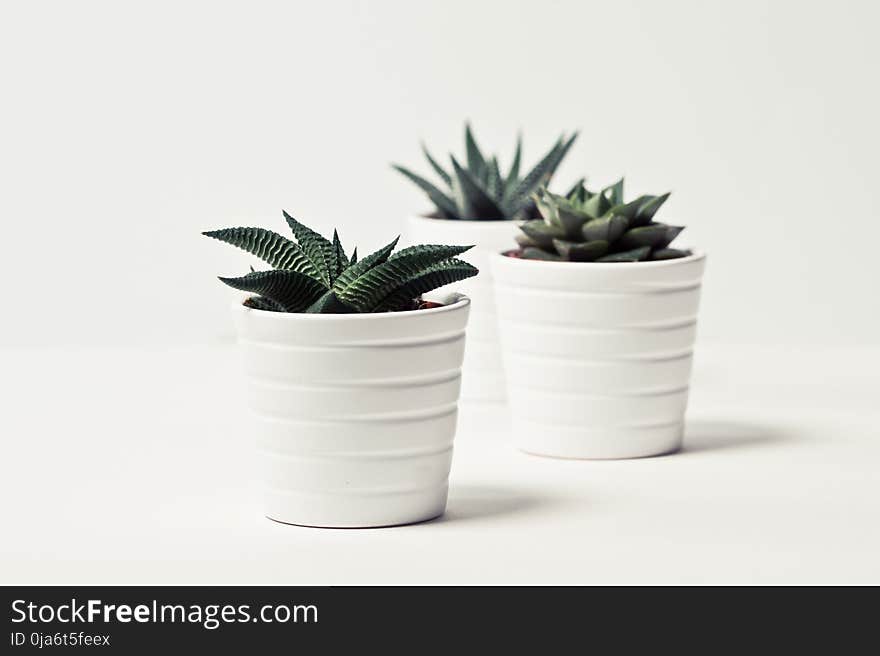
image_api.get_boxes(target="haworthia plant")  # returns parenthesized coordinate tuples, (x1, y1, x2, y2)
(515, 180, 691, 262)
(204, 212, 478, 313)
(392, 123, 578, 221)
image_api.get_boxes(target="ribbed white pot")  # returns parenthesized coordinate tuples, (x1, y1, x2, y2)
(490, 252, 707, 459)
(404, 216, 518, 402)
(233, 295, 471, 527)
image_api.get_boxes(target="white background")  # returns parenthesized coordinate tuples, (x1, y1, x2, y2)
(2, 1, 880, 585)
(1, 0, 878, 347)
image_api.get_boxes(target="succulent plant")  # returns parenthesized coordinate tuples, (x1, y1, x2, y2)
(392, 123, 578, 221)
(204, 212, 478, 313)
(514, 179, 691, 262)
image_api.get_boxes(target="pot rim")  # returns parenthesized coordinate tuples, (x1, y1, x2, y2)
(232, 293, 470, 320)
(490, 249, 706, 269)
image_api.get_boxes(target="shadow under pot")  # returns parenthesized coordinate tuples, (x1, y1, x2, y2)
(489, 252, 707, 459)
(233, 294, 471, 527)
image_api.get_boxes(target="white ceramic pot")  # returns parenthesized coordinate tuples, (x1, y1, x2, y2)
(404, 216, 518, 402)
(233, 295, 471, 527)
(490, 252, 707, 459)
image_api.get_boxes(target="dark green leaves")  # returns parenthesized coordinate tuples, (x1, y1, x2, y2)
(393, 123, 577, 220)
(206, 215, 478, 313)
(335, 244, 474, 312)
(218, 270, 326, 312)
(202, 227, 315, 276)
(450, 156, 504, 219)
(283, 211, 336, 286)
(390, 165, 459, 219)
(517, 180, 688, 263)
(552, 239, 609, 261)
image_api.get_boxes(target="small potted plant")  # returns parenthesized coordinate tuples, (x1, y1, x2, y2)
(490, 181, 706, 459)
(393, 123, 577, 401)
(204, 211, 477, 527)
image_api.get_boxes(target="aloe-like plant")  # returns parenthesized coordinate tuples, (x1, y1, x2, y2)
(204, 212, 478, 313)
(392, 123, 578, 221)
(513, 179, 691, 262)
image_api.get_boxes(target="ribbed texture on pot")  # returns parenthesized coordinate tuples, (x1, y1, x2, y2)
(490, 252, 706, 459)
(233, 296, 470, 527)
(405, 216, 519, 402)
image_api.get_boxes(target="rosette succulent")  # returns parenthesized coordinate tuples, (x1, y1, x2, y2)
(514, 180, 691, 262)
(392, 123, 578, 221)
(204, 212, 478, 313)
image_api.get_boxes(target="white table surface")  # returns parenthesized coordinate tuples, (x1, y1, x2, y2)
(2, 342, 878, 585)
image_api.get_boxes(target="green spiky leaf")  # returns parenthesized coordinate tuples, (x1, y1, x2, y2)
(243, 296, 285, 312)
(282, 211, 335, 286)
(520, 220, 566, 248)
(504, 134, 522, 197)
(218, 270, 326, 312)
(375, 258, 478, 312)
(304, 290, 357, 314)
(331, 236, 399, 294)
(450, 156, 504, 219)
(331, 229, 349, 281)
(391, 164, 459, 219)
(552, 239, 609, 261)
(505, 133, 578, 219)
(582, 215, 629, 243)
(651, 247, 691, 260)
(421, 142, 452, 187)
(636, 192, 671, 223)
(597, 246, 652, 262)
(616, 224, 671, 250)
(202, 227, 316, 277)
(336, 244, 473, 312)
(464, 123, 487, 180)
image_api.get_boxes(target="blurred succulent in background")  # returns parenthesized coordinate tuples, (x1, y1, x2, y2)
(392, 123, 578, 221)
(514, 179, 691, 262)
(204, 212, 478, 313)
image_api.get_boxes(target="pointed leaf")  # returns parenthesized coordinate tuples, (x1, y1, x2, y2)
(617, 225, 671, 250)
(331, 236, 400, 293)
(304, 290, 358, 314)
(564, 178, 586, 200)
(634, 192, 671, 225)
(336, 244, 473, 312)
(374, 258, 478, 312)
(350, 247, 358, 265)
(602, 178, 625, 205)
(581, 189, 612, 219)
(218, 270, 326, 312)
(503, 133, 522, 196)
(464, 123, 488, 180)
(515, 232, 538, 248)
(331, 229, 349, 281)
(243, 296, 284, 312)
(506, 132, 578, 218)
(533, 189, 559, 226)
(486, 156, 503, 200)
(421, 142, 452, 187)
(391, 164, 460, 219)
(654, 224, 685, 249)
(582, 215, 629, 242)
(202, 227, 317, 278)
(597, 246, 651, 262)
(450, 156, 505, 219)
(519, 220, 566, 249)
(282, 211, 335, 286)
(552, 239, 609, 261)
(651, 247, 691, 260)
